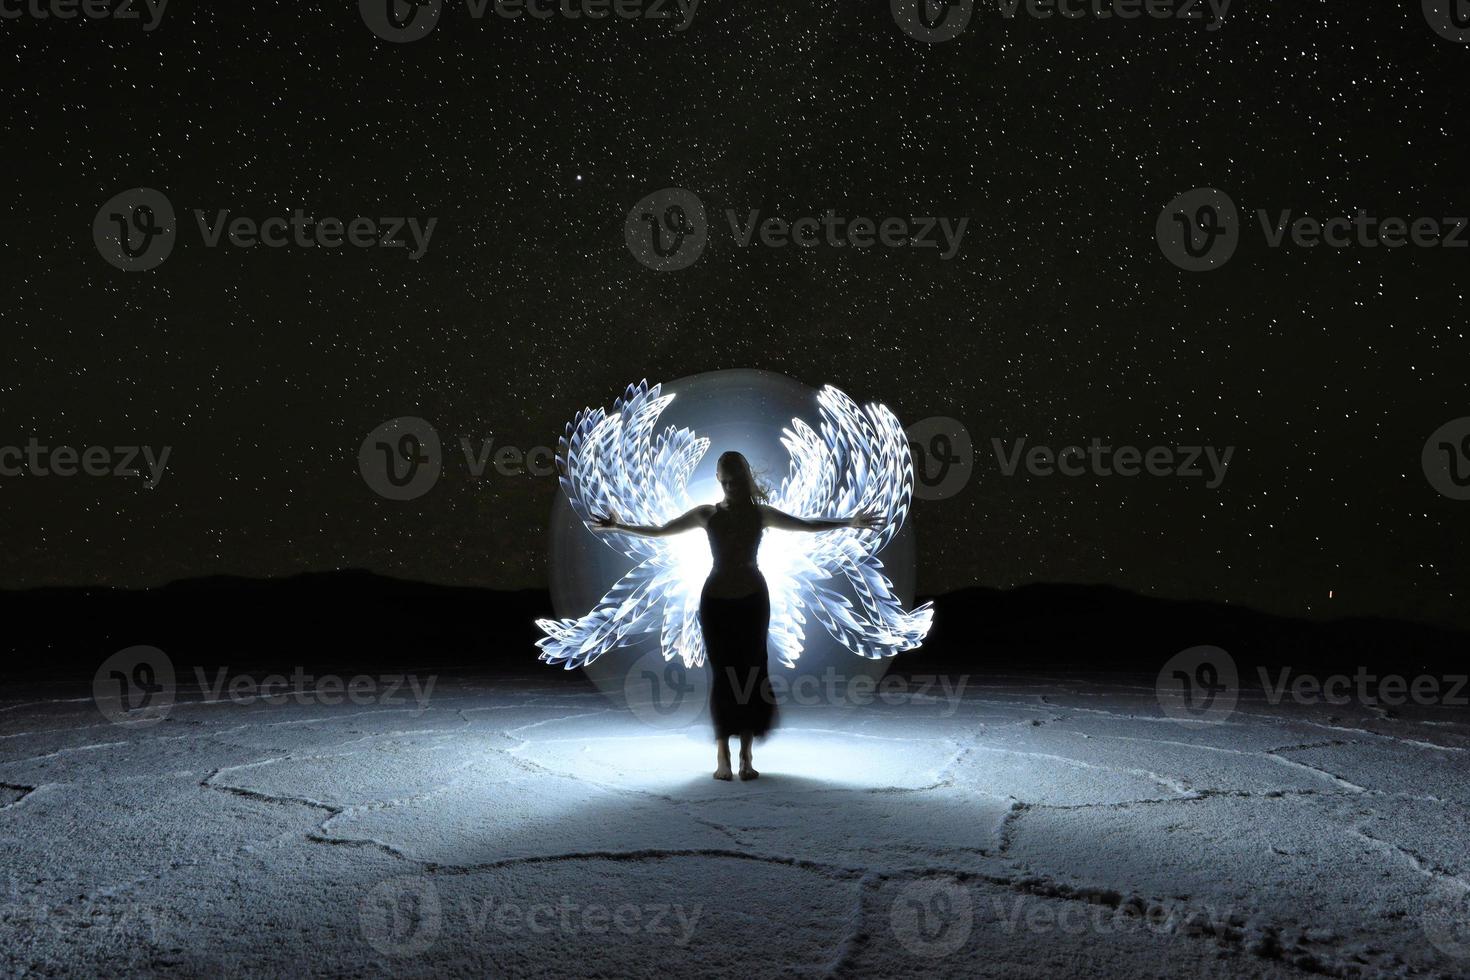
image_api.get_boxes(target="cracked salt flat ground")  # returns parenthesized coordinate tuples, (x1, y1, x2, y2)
(2, 672, 1469, 977)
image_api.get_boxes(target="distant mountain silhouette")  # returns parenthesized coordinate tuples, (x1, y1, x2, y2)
(2, 572, 1463, 677)
(2, 571, 554, 675)
(915, 584, 1469, 676)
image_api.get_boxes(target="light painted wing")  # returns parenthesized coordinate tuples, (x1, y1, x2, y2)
(764, 385, 933, 664)
(537, 381, 711, 668)
(535, 557, 674, 669)
(538, 380, 932, 673)
(554, 380, 707, 559)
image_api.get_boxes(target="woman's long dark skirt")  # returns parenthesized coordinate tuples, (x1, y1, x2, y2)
(699, 580, 778, 740)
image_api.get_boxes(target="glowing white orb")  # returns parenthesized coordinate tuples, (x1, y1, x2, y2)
(541, 369, 929, 727)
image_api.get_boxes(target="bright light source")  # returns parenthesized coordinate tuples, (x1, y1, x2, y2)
(536, 379, 933, 672)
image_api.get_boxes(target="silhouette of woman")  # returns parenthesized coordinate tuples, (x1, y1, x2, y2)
(593, 451, 879, 781)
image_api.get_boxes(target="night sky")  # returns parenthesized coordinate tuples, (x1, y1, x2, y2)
(3, 0, 1467, 629)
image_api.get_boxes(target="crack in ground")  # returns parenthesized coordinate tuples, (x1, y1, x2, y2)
(0, 782, 38, 810)
(1348, 827, 1470, 892)
(8, 676, 1469, 978)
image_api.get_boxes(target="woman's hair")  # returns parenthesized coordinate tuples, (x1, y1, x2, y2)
(717, 451, 769, 506)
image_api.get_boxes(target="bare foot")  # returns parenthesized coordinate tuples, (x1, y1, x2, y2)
(739, 766, 759, 781)
(714, 767, 733, 781)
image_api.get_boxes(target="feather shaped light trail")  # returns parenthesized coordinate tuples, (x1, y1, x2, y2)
(536, 381, 934, 671)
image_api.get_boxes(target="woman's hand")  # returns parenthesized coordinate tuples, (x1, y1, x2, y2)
(590, 512, 622, 532)
(848, 511, 883, 532)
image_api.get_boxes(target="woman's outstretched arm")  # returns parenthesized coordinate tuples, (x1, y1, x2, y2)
(590, 506, 713, 537)
(759, 505, 882, 533)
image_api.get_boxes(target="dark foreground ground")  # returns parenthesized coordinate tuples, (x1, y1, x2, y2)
(3, 660, 1470, 978)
